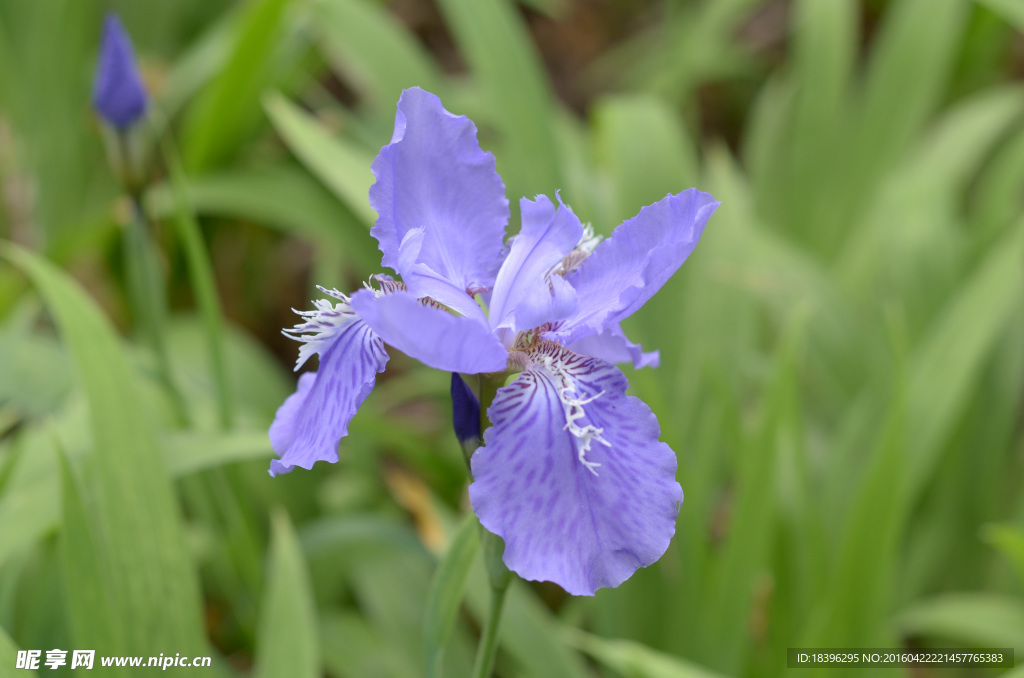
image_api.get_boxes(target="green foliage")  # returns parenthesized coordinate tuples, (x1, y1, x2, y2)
(1, 0, 1022, 676)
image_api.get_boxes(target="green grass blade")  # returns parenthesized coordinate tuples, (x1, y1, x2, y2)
(263, 91, 377, 226)
(0, 243, 206, 657)
(0, 622, 37, 677)
(568, 629, 731, 678)
(978, 0, 1024, 31)
(424, 513, 480, 678)
(162, 139, 234, 429)
(314, 0, 443, 110)
(57, 447, 125, 675)
(254, 511, 320, 678)
(894, 593, 1024, 654)
(182, 0, 294, 171)
(906, 222, 1024, 497)
(591, 93, 698, 227)
(982, 524, 1024, 589)
(435, 0, 561, 199)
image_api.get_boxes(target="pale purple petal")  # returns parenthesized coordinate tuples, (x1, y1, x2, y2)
(370, 87, 508, 292)
(469, 343, 682, 595)
(568, 323, 659, 369)
(548, 189, 719, 345)
(268, 315, 388, 476)
(488, 195, 582, 333)
(396, 228, 489, 325)
(349, 289, 507, 374)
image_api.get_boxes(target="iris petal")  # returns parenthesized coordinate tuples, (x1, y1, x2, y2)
(370, 87, 509, 295)
(349, 289, 507, 374)
(269, 311, 388, 476)
(549, 189, 719, 345)
(469, 343, 682, 595)
(488, 195, 582, 333)
(568, 323, 659, 369)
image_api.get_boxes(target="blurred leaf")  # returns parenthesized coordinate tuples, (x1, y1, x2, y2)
(464, 559, 589, 678)
(696, 309, 807, 673)
(424, 513, 480, 678)
(982, 524, 1024, 588)
(0, 243, 206, 657)
(568, 629, 730, 678)
(57, 448, 124, 676)
(895, 593, 1024, 652)
(163, 141, 234, 428)
(436, 0, 561, 199)
(591, 94, 698, 227)
(314, 0, 443, 110)
(264, 91, 377, 226)
(254, 511, 320, 678)
(182, 0, 294, 171)
(321, 611, 420, 678)
(165, 431, 273, 476)
(978, 0, 1024, 31)
(148, 163, 377, 263)
(0, 623, 37, 677)
(852, 0, 967, 194)
(906, 222, 1024, 497)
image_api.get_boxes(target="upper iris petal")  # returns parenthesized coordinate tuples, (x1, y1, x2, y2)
(488, 195, 582, 335)
(369, 87, 510, 299)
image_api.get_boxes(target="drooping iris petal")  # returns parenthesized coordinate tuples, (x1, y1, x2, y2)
(450, 373, 481, 446)
(469, 343, 682, 595)
(548, 189, 719, 345)
(370, 87, 509, 294)
(93, 13, 148, 129)
(568, 323, 659, 369)
(349, 289, 507, 374)
(268, 308, 389, 476)
(488, 195, 582, 333)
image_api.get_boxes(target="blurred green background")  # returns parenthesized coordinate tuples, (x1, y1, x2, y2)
(1, 0, 1023, 676)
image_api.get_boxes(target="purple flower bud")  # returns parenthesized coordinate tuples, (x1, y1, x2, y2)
(92, 13, 148, 129)
(450, 373, 481, 446)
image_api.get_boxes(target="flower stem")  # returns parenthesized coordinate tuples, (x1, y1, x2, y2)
(470, 374, 513, 678)
(471, 579, 508, 678)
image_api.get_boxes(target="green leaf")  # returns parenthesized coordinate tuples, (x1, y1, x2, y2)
(57, 447, 125, 676)
(314, 0, 443, 110)
(163, 140, 234, 429)
(591, 94, 698, 228)
(906, 222, 1024, 497)
(982, 524, 1024, 588)
(852, 0, 968, 190)
(978, 0, 1024, 31)
(182, 0, 294, 171)
(0, 243, 206, 657)
(436, 0, 561, 200)
(0, 623, 37, 677)
(147, 163, 377, 264)
(567, 629, 731, 678)
(254, 511, 321, 678)
(424, 513, 480, 678)
(464, 558, 588, 678)
(263, 91, 377, 226)
(895, 593, 1024, 653)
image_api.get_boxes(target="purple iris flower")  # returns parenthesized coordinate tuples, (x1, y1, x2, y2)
(92, 13, 148, 129)
(269, 87, 719, 595)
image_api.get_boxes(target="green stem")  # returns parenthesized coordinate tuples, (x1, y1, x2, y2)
(469, 374, 514, 678)
(160, 133, 235, 429)
(123, 197, 189, 426)
(471, 574, 508, 678)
